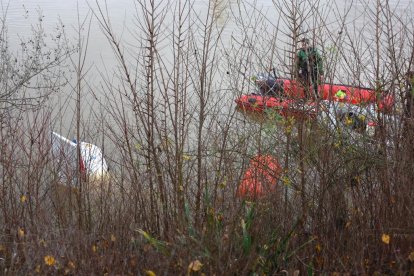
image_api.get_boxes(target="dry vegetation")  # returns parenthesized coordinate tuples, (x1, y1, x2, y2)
(1, 0, 414, 274)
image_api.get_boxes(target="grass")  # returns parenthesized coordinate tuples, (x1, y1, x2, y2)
(2, 0, 414, 274)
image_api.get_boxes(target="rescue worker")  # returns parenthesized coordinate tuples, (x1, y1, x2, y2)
(296, 38, 324, 100)
(404, 71, 414, 119)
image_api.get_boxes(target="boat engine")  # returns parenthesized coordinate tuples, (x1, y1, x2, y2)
(254, 72, 284, 96)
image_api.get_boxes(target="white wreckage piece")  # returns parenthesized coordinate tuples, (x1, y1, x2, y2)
(51, 132, 109, 184)
(318, 100, 380, 135)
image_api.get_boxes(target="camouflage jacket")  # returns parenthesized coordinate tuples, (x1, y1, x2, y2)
(296, 47, 324, 75)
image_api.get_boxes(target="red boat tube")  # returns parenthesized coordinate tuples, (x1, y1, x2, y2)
(235, 94, 317, 120)
(281, 78, 393, 105)
(239, 78, 394, 113)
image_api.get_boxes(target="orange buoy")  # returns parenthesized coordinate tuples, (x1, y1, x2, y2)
(237, 155, 282, 198)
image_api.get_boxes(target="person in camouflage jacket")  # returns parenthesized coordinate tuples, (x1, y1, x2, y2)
(296, 38, 324, 99)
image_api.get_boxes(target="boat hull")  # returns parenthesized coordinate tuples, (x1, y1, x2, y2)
(235, 94, 317, 120)
(245, 78, 394, 112)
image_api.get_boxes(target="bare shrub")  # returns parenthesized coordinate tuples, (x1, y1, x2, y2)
(1, 0, 414, 274)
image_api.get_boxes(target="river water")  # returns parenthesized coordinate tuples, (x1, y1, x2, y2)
(2, 0, 414, 139)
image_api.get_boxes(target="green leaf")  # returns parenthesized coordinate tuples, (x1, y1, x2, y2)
(136, 229, 169, 256)
(241, 219, 252, 254)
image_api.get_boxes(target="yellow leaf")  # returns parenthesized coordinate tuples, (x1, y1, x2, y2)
(381, 234, 390, 245)
(39, 239, 47, 247)
(281, 176, 291, 186)
(44, 255, 56, 266)
(285, 125, 292, 134)
(188, 260, 203, 272)
(358, 114, 366, 121)
(35, 264, 41, 273)
(345, 117, 353, 126)
(315, 243, 322, 253)
(68, 261, 76, 269)
(18, 228, 25, 238)
(183, 154, 191, 161)
(137, 229, 152, 241)
(110, 234, 116, 242)
(353, 176, 361, 185)
(20, 195, 27, 203)
(408, 251, 414, 262)
(92, 245, 97, 253)
(145, 270, 156, 276)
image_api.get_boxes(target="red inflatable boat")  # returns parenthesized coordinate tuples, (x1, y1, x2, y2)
(281, 79, 378, 103)
(235, 78, 394, 114)
(235, 95, 318, 120)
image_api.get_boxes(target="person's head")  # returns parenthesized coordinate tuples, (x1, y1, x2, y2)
(300, 38, 309, 48)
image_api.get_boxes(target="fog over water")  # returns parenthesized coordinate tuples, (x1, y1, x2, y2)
(2, 0, 414, 139)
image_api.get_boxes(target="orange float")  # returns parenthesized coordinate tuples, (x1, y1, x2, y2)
(237, 155, 282, 198)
